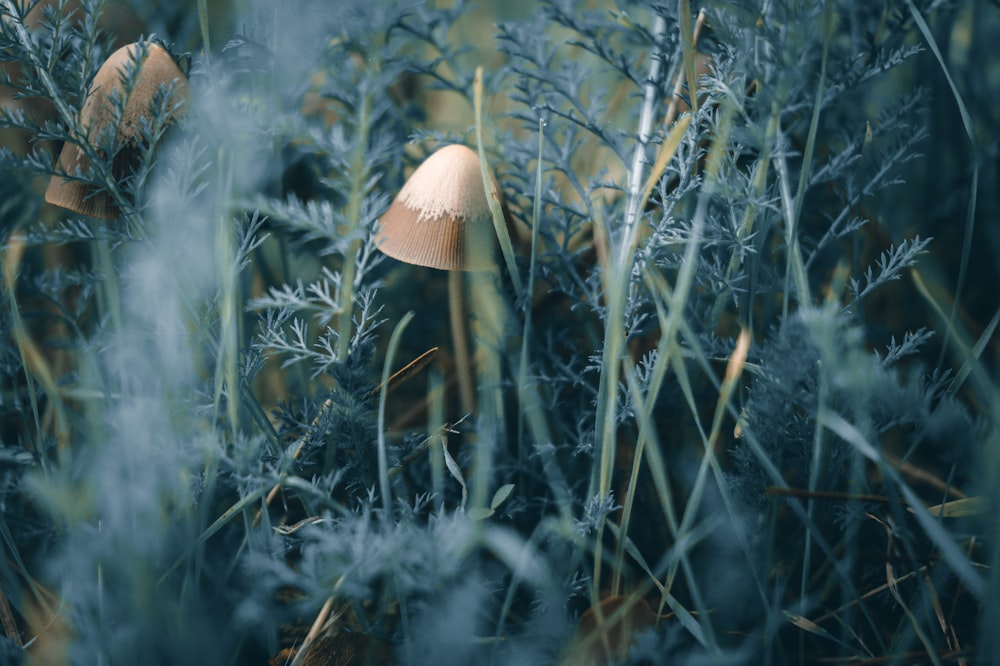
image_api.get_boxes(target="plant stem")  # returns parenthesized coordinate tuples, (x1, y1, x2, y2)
(516, 118, 545, 478)
(473, 67, 523, 299)
(210, 148, 238, 440)
(591, 11, 668, 596)
(906, 0, 980, 367)
(335, 92, 370, 361)
(468, 269, 506, 512)
(378, 311, 415, 518)
(429, 370, 446, 512)
(449, 270, 475, 416)
(197, 0, 211, 60)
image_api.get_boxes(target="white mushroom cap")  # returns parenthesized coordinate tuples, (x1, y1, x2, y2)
(45, 42, 188, 219)
(376, 144, 498, 271)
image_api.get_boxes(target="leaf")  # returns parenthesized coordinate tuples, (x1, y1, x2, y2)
(785, 611, 831, 637)
(922, 496, 986, 518)
(784, 611, 857, 652)
(491, 483, 515, 511)
(469, 507, 494, 521)
(950, 305, 1000, 396)
(639, 114, 692, 214)
(442, 442, 467, 513)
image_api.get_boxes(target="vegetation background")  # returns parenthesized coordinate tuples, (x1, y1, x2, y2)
(1, 0, 998, 664)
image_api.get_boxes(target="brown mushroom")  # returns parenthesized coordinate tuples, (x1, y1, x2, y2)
(45, 42, 188, 219)
(376, 144, 496, 271)
(376, 144, 502, 415)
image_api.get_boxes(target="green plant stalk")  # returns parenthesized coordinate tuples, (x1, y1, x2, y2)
(179, 287, 278, 457)
(614, 14, 668, 270)
(428, 370, 446, 511)
(448, 270, 475, 416)
(912, 271, 1000, 424)
(801, 374, 828, 662)
(336, 91, 371, 361)
(613, 339, 679, 598)
(589, 259, 626, 596)
(606, 520, 715, 648)
(709, 110, 779, 323)
(612, 305, 710, 600)
(605, 522, 670, 598)
(675, 360, 744, 568)
(678, 0, 698, 116)
(665, 356, 767, 617)
(781, 0, 835, 315)
(197, 0, 211, 59)
(844, 371, 874, 659)
(516, 118, 544, 470)
(199, 149, 237, 593)
(664, 361, 710, 545)
(473, 67, 523, 299)
(453, 99, 569, 514)
(774, 141, 811, 318)
(905, 0, 980, 368)
(793, 0, 834, 230)
(609, 117, 693, 595)
(622, 365, 719, 649)
(468, 269, 506, 512)
(471, 69, 524, 515)
(623, 386, 705, 634)
(623, 114, 774, 622)
(948, 305, 999, 398)
(378, 311, 414, 518)
(590, 12, 668, 596)
(208, 149, 238, 443)
(501, 337, 570, 524)
(635, 115, 692, 232)
(239, 380, 282, 456)
(513, 375, 569, 524)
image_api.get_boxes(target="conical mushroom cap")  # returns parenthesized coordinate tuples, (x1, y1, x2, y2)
(45, 42, 188, 219)
(376, 144, 498, 271)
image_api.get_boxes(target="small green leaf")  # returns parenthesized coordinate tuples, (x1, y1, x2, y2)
(491, 483, 515, 511)
(923, 496, 987, 518)
(442, 442, 467, 513)
(469, 507, 494, 521)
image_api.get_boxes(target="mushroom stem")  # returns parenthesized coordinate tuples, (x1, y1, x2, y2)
(449, 270, 475, 417)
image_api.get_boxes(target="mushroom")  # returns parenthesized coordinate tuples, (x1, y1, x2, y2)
(376, 144, 502, 416)
(45, 41, 188, 219)
(376, 144, 496, 271)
